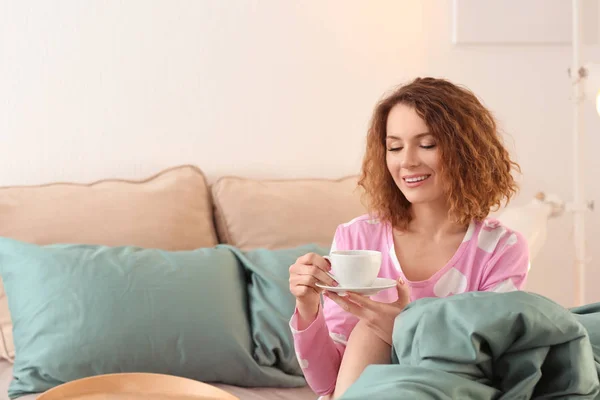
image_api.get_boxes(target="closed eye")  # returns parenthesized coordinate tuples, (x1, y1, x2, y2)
(388, 145, 435, 152)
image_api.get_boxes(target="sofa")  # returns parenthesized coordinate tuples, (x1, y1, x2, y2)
(0, 165, 367, 400)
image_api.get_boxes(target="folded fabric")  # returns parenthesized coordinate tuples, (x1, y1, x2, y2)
(340, 291, 600, 400)
(571, 302, 600, 381)
(223, 244, 329, 376)
(0, 237, 307, 399)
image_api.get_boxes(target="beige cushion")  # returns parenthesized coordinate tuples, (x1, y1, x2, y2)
(212, 175, 367, 250)
(0, 165, 217, 361)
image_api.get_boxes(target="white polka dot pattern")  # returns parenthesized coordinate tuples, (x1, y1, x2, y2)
(478, 223, 507, 253)
(491, 278, 517, 293)
(296, 352, 309, 369)
(330, 332, 348, 345)
(505, 233, 518, 246)
(433, 267, 468, 297)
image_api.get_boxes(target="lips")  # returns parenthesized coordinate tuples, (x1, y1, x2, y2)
(403, 174, 431, 183)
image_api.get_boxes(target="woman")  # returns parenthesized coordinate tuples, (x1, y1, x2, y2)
(288, 77, 530, 399)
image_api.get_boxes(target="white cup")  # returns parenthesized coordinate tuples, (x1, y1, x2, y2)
(324, 250, 382, 288)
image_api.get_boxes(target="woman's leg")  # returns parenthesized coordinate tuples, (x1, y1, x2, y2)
(332, 320, 391, 399)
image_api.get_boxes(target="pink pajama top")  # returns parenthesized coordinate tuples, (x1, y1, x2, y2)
(289, 214, 530, 396)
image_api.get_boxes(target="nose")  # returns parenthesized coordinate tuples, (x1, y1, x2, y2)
(400, 146, 420, 169)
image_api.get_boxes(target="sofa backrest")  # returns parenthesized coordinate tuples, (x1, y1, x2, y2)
(212, 175, 366, 250)
(0, 164, 368, 361)
(0, 164, 218, 250)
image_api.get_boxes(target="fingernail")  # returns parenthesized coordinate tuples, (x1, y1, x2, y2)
(398, 278, 405, 285)
(332, 281, 338, 287)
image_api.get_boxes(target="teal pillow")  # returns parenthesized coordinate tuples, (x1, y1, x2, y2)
(225, 244, 329, 376)
(0, 238, 303, 399)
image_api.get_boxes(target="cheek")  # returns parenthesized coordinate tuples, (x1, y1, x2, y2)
(427, 152, 442, 173)
(429, 155, 446, 189)
(386, 154, 400, 172)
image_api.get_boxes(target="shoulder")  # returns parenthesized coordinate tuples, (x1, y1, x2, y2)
(466, 217, 528, 256)
(466, 218, 530, 286)
(331, 214, 389, 251)
(338, 214, 383, 230)
(469, 218, 530, 291)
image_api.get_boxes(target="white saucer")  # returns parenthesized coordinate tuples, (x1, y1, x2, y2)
(316, 278, 397, 296)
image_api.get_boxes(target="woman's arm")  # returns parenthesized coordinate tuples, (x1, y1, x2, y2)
(289, 223, 361, 396)
(290, 297, 359, 395)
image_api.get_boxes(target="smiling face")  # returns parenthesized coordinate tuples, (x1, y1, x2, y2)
(360, 77, 519, 231)
(385, 103, 446, 206)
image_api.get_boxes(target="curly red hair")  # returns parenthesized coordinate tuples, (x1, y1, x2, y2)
(358, 77, 520, 230)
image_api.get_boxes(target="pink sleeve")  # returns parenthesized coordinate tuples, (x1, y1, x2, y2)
(479, 230, 530, 292)
(288, 225, 358, 396)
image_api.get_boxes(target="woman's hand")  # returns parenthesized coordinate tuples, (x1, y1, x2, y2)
(289, 252, 338, 328)
(324, 278, 410, 346)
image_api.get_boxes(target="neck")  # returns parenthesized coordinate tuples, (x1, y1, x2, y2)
(405, 201, 466, 238)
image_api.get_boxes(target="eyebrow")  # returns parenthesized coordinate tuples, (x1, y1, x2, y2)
(386, 132, 431, 140)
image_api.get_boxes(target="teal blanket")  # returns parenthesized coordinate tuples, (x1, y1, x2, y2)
(340, 291, 600, 399)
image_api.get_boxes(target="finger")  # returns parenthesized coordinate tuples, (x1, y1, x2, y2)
(345, 292, 380, 310)
(298, 265, 337, 287)
(297, 253, 331, 272)
(291, 275, 336, 298)
(289, 261, 335, 286)
(291, 274, 323, 289)
(290, 275, 321, 293)
(290, 273, 314, 286)
(325, 292, 366, 318)
(293, 284, 319, 297)
(395, 278, 411, 306)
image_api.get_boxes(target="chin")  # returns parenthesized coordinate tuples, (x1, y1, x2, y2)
(400, 193, 418, 204)
(400, 191, 439, 205)
(404, 197, 424, 204)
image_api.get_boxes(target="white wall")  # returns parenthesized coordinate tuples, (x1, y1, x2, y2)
(1, 0, 599, 307)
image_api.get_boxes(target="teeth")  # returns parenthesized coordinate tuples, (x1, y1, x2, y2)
(405, 175, 429, 183)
